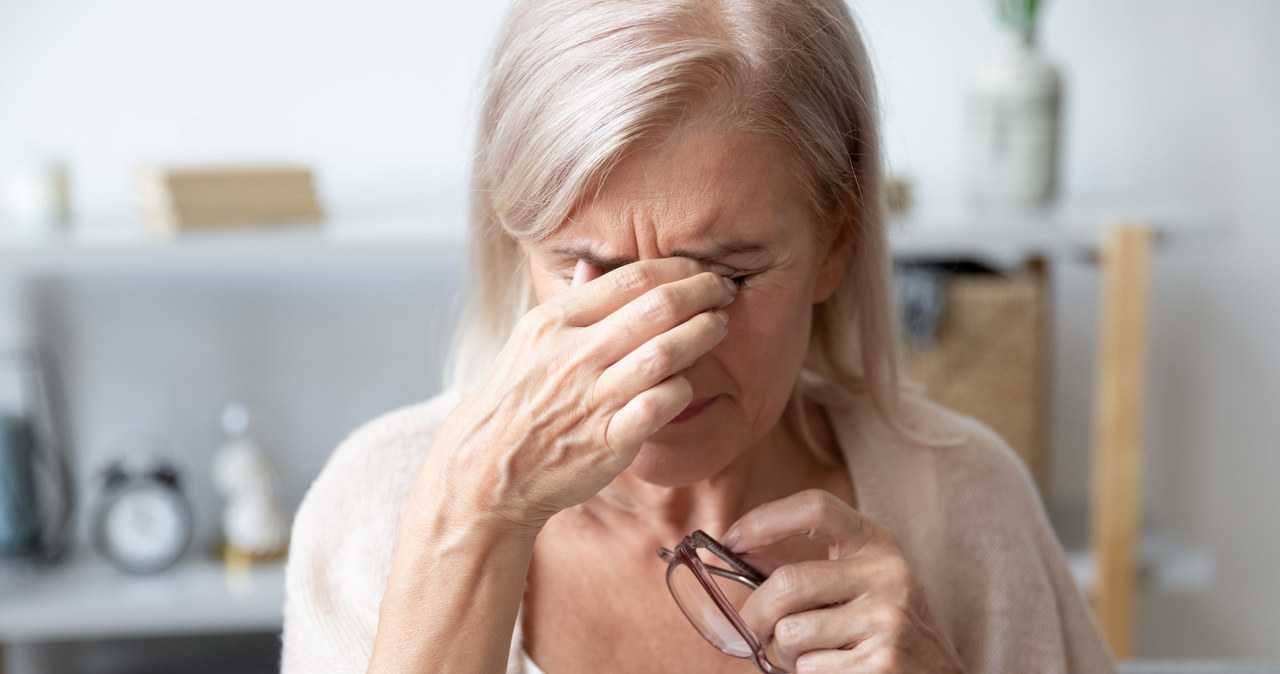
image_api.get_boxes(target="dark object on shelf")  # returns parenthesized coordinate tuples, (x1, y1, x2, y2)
(0, 344, 75, 563)
(0, 414, 39, 553)
(894, 264, 947, 347)
(895, 263, 1047, 487)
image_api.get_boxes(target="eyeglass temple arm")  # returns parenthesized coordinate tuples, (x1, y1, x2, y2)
(656, 547, 763, 590)
(690, 530, 768, 586)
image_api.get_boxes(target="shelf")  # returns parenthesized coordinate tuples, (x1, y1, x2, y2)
(0, 556, 284, 642)
(888, 198, 1229, 268)
(0, 216, 465, 277)
(0, 198, 1226, 277)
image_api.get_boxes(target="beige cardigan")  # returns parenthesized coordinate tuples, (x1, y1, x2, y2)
(282, 389, 1116, 673)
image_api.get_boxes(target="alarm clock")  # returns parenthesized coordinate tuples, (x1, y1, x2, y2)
(91, 456, 193, 574)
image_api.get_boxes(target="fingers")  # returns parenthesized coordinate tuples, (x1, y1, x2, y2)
(588, 270, 736, 355)
(723, 489, 887, 559)
(737, 559, 872, 643)
(784, 601, 943, 674)
(552, 257, 735, 327)
(594, 307, 728, 406)
(792, 647, 882, 674)
(770, 603, 872, 672)
(604, 374, 693, 455)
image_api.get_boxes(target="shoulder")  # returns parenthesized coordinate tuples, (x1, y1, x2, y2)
(844, 395, 1113, 670)
(832, 392, 1051, 582)
(322, 388, 463, 486)
(282, 389, 462, 670)
(900, 393, 1038, 502)
(877, 393, 1047, 553)
(290, 387, 462, 563)
(840, 391, 1038, 508)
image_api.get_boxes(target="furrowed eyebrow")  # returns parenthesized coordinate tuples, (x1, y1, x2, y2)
(551, 240, 768, 269)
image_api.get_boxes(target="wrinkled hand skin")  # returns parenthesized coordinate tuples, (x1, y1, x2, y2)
(726, 489, 966, 673)
(424, 257, 737, 532)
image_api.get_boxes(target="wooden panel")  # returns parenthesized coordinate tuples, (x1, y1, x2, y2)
(1089, 225, 1154, 659)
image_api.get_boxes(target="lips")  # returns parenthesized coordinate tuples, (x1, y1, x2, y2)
(669, 396, 718, 424)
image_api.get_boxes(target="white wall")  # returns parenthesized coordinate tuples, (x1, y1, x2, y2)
(1, 0, 1278, 659)
(858, 0, 1280, 656)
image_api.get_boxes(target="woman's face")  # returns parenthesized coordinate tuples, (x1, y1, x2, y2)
(522, 125, 851, 486)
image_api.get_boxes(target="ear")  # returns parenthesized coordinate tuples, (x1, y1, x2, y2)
(811, 211, 857, 304)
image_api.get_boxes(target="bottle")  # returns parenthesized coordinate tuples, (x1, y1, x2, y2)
(211, 403, 290, 564)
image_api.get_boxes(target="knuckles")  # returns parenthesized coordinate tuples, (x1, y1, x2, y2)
(770, 563, 808, 599)
(872, 603, 912, 641)
(799, 488, 849, 526)
(612, 265, 654, 293)
(518, 302, 570, 335)
(631, 391, 664, 427)
(637, 285, 680, 323)
(866, 647, 904, 673)
(874, 556, 915, 595)
(636, 340, 679, 378)
(773, 614, 805, 648)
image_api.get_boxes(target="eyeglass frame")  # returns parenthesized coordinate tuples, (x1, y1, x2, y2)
(657, 529, 786, 674)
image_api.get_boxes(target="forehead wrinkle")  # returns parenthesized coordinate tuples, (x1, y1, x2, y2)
(550, 127, 798, 267)
(553, 179, 777, 268)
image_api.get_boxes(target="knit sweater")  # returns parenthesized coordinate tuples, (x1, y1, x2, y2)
(282, 389, 1116, 673)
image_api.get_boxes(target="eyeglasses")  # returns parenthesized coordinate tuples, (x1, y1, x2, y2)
(657, 530, 786, 674)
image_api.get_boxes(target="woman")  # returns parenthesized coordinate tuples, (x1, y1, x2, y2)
(283, 0, 1114, 672)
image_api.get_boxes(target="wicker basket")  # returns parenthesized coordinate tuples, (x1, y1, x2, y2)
(899, 268, 1048, 489)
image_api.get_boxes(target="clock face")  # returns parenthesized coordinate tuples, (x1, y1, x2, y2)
(97, 482, 191, 574)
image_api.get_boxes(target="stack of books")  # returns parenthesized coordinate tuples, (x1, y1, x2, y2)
(137, 164, 324, 234)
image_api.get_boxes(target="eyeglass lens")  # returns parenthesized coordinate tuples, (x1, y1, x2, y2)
(666, 547, 758, 658)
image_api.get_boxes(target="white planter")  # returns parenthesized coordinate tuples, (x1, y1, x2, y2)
(0, 158, 71, 237)
(963, 27, 1063, 212)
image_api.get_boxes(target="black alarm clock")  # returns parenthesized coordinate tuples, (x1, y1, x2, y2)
(91, 455, 193, 574)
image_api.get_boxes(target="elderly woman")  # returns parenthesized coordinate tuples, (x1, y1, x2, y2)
(283, 0, 1113, 672)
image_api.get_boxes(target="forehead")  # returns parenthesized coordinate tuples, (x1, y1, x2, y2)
(547, 126, 811, 257)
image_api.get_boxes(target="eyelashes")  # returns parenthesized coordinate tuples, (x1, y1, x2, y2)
(559, 263, 756, 289)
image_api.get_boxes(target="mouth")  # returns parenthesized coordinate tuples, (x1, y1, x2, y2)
(668, 396, 719, 424)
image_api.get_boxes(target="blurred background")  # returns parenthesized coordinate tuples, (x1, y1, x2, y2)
(0, 0, 1276, 672)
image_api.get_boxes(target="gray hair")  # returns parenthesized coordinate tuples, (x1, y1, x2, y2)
(446, 0, 907, 460)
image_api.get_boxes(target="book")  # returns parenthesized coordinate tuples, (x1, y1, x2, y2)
(137, 164, 324, 233)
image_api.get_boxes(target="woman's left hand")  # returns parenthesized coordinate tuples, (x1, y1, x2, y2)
(723, 489, 965, 673)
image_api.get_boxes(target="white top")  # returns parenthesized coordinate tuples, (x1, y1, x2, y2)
(281, 389, 1116, 673)
(522, 651, 547, 674)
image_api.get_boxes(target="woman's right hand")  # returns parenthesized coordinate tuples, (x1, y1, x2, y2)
(421, 256, 738, 532)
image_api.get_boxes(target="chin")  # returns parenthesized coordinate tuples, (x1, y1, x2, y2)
(624, 431, 742, 487)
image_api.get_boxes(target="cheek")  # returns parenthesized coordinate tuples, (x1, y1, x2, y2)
(716, 293, 814, 388)
(527, 265, 571, 304)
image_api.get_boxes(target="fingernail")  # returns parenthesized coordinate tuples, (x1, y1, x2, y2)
(721, 527, 739, 550)
(723, 276, 739, 294)
(571, 259, 591, 288)
(714, 309, 729, 327)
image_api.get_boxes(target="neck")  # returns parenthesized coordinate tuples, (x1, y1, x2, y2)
(564, 397, 839, 545)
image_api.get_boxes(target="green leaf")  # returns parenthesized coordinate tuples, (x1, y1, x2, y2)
(996, 0, 1045, 38)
